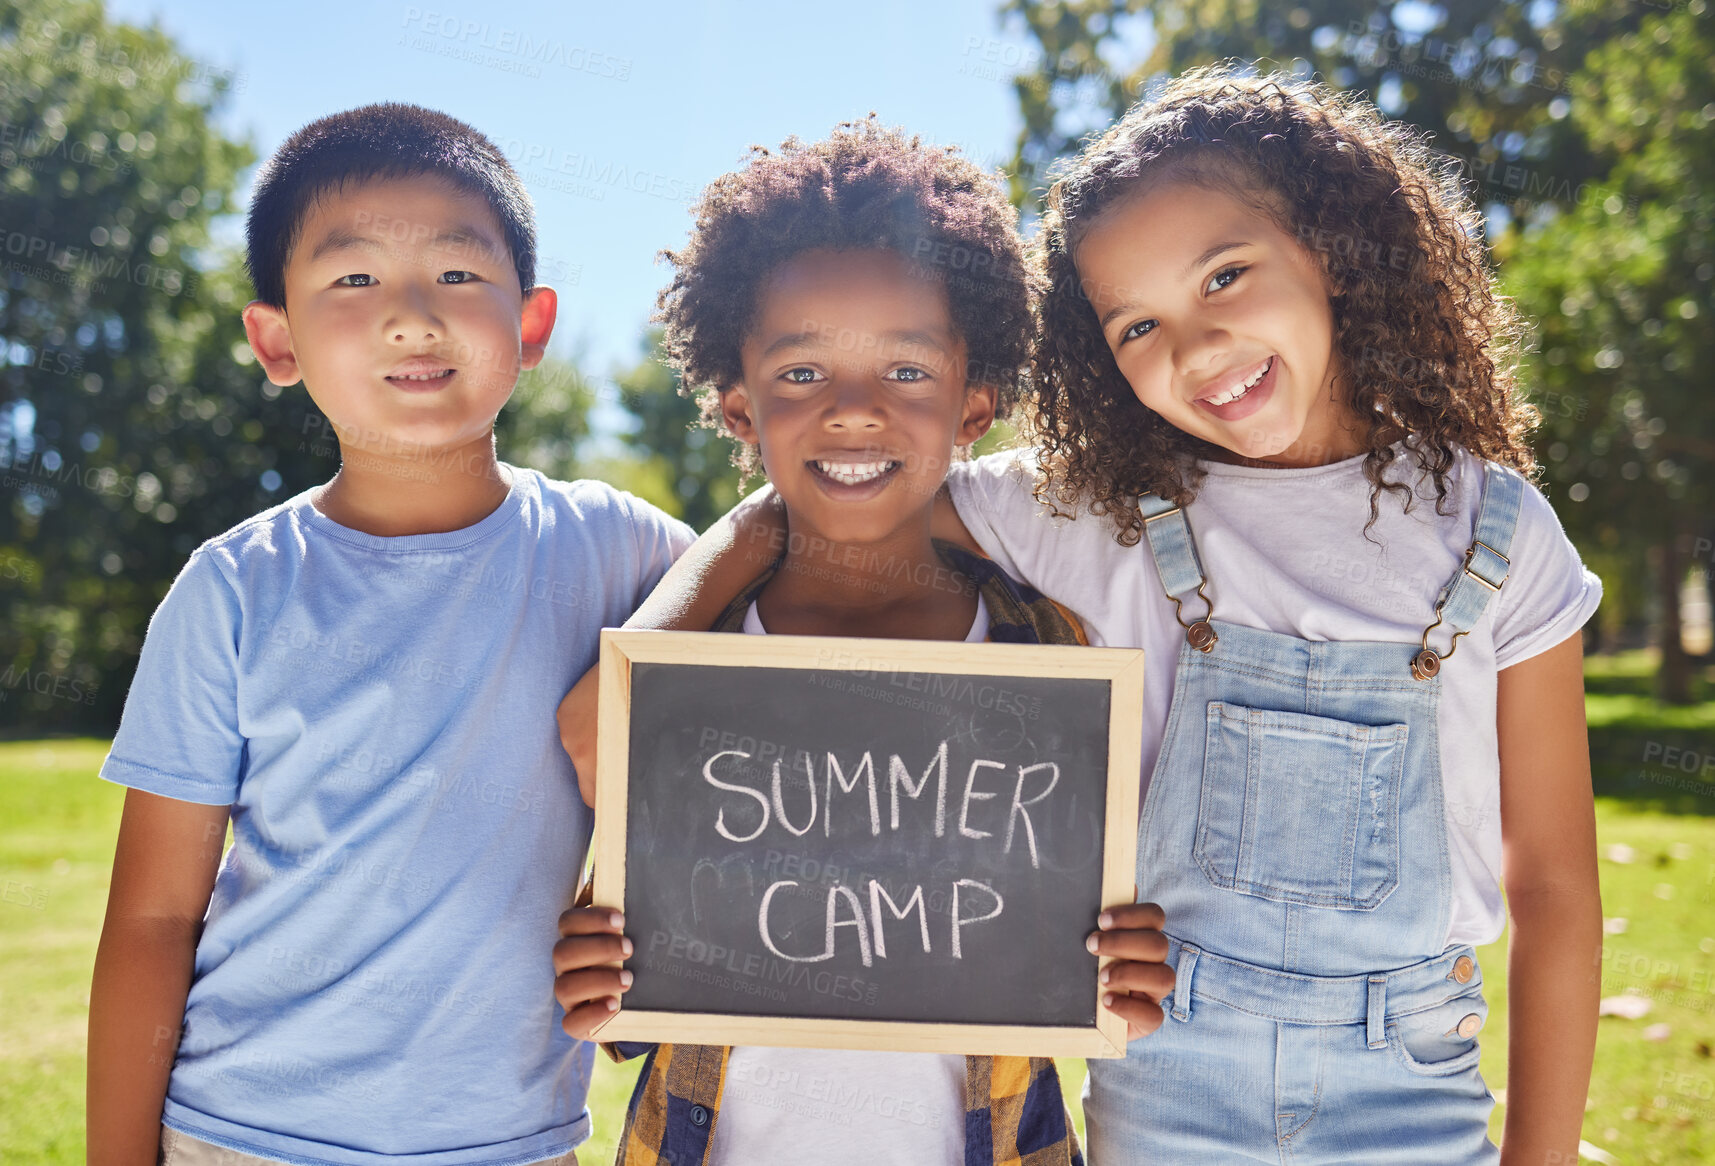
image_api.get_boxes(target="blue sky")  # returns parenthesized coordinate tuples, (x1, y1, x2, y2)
(107, 0, 1085, 389)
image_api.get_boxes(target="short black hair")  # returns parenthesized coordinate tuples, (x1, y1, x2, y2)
(658, 119, 1036, 459)
(245, 103, 535, 307)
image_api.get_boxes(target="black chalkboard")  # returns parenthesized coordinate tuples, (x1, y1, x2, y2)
(591, 631, 1144, 1057)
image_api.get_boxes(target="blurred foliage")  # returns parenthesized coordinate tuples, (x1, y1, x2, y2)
(0, 0, 595, 732)
(611, 328, 746, 531)
(1, 0, 261, 732)
(999, 0, 1654, 209)
(1000, 0, 1714, 697)
(1506, 3, 1713, 700)
(496, 355, 595, 482)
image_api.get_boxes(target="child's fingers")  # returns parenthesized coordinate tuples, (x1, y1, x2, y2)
(551, 932, 633, 975)
(1085, 927, 1169, 963)
(559, 996, 623, 1041)
(553, 966, 633, 1014)
(1100, 991, 1166, 1042)
(557, 907, 625, 938)
(1096, 902, 1165, 932)
(1100, 959, 1176, 1001)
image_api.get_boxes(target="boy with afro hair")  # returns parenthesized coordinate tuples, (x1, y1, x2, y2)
(550, 120, 1162, 1166)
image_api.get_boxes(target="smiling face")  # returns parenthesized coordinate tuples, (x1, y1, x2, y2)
(723, 248, 995, 546)
(243, 173, 554, 456)
(1075, 178, 1364, 466)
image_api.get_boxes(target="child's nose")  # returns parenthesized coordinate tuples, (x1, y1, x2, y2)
(824, 378, 886, 430)
(386, 287, 446, 344)
(1175, 322, 1234, 376)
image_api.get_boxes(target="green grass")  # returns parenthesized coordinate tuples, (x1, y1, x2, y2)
(5, 652, 1713, 1163)
(0, 739, 120, 1164)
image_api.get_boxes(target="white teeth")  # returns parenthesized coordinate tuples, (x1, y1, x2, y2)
(816, 460, 896, 485)
(393, 370, 453, 381)
(1204, 358, 1271, 407)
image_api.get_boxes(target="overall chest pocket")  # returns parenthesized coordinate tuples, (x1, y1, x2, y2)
(1194, 702, 1408, 910)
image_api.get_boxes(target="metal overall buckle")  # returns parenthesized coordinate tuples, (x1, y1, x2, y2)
(1144, 502, 1217, 652)
(1171, 583, 1218, 653)
(1411, 622, 1450, 681)
(1411, 542, 1507, 680)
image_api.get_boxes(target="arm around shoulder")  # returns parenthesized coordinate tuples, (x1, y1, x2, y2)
(559, 487, 785, 802)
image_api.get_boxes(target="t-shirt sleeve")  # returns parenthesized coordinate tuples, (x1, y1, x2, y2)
(626, 495, 697, 608)
(1491, 480, 1603, 670)
(946, 449, 1077, 594)
(99, 549, 245, 806)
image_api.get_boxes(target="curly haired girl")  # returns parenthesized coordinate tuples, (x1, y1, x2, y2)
(944, 65, 1603, 1163)
(551, 120, 1114, 1166)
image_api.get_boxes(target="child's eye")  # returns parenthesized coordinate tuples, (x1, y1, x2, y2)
(1206, 266, 1246, 294)
(335, 273, 375, 287)
(781, 367, 823, 385)
(885, 367, 931, 383)
(439, 270, 477, 284)
(1121, 319, 1157, 342)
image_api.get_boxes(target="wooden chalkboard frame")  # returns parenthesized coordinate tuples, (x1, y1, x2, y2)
(590, 628, 1144, 1059)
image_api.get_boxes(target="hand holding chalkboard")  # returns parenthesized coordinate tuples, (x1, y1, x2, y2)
(1088, 901, 1176, 1041)
(551, 906, 633, 1040)
(589, 630, 1145, 1058)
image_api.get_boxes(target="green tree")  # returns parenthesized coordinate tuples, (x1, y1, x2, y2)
(1507, 3, 1713, 701)
(611, 329, 745, 531)
(496, 355, 597, 483)
(999, 0, 1650, 210)
(1, 0, 265, 731)
(0, 0, 597, 731)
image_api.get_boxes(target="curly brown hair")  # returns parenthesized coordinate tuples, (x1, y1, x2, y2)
(1026, 65, 1537, 544)
(657, 119, 1036, 472)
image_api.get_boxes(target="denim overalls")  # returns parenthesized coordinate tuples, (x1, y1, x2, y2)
(1086, 462, 1523, 1164)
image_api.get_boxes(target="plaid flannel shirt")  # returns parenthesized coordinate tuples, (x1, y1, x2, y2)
(604, 540, 1088, 1166)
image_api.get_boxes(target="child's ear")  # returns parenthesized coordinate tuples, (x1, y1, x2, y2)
(242, 302, 301, 387)
(519, 286, 558, 370)
(956, 382, 999, 448)
(719, 383, 760, 443)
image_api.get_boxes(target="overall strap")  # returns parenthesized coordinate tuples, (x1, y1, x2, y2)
(1413, 460, 1526, 678)
(1138, 493, 1218, 652)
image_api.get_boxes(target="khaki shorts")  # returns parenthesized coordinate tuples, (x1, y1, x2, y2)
(159, 1126, 580, 1166)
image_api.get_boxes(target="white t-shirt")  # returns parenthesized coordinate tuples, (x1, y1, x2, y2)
(948, 446, 1601, 949)
(705, 597, 988, 1166)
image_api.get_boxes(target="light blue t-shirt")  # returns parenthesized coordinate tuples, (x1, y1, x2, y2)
(100, 466, 693, 1166)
